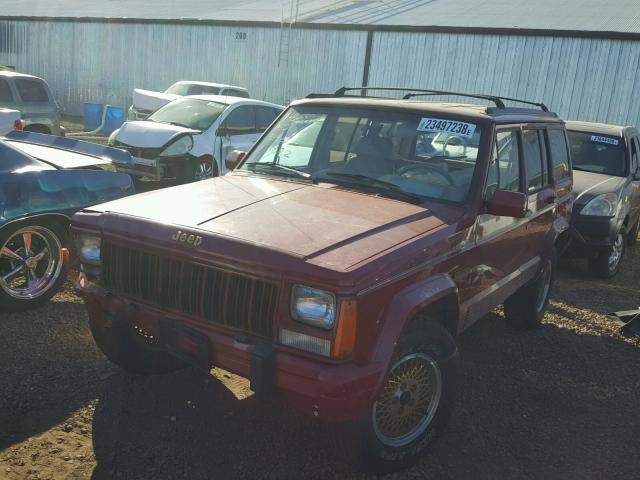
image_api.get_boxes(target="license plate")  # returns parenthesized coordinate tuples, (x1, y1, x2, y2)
(159, 320, 211, 371)
(132, 156, 157, 167)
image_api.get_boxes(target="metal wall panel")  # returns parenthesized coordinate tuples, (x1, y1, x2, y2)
(367, 31, 640, 127)
(0, 21, 367, 114)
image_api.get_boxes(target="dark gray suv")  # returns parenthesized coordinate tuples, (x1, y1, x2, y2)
(0, 71, 64, 136)
(566, 121, 640, 277)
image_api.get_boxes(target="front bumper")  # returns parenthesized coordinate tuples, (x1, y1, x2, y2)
(78, 279, 383, 422)
(115, 155, 190, 181)
(567, 213, 623, 256)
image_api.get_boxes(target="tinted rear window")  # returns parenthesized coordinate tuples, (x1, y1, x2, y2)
(15, 79, 49, 102)
(0, 79, 13, 102)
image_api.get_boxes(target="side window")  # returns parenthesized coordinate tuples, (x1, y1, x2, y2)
(548, 129, 571, 182)
(0, 79, 13, 102)
(522, 129, 549, 192)
(223, 106, 255, 136)
(15, 79, 49, 102)
(493, 130, 521, 193)
(255, 106, 280, 133)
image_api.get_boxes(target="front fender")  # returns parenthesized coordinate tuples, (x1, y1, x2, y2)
(367, 274, 459, 394)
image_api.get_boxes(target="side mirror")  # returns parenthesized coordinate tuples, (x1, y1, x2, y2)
(216, 126, 228, 137)
(487, 190, 528, 218)
(225, 150, 247, 170)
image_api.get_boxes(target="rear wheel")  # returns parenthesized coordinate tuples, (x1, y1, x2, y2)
(0, 220, 67, 311)
(349, 320, 459, 473)
(504, 249, 556, 330)
(89, 312, 188, 375)
(589, 227, 626, 278)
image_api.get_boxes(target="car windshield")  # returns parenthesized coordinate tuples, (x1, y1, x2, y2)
(148, 97, 227, 130)
(568, 131, 627, 176)
(239, 106, 484, 203)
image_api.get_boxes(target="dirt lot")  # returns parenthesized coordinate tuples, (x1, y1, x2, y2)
(1, 242, 639, 479)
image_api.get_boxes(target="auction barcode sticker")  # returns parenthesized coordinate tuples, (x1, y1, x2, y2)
(590, 135, 619, 146)
(417, 118, 477, 138)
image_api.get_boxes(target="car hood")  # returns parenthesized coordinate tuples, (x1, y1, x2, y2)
(573, 170, 626, 205)
(115, 120, 200, 148)
(88, 175, 451, 271)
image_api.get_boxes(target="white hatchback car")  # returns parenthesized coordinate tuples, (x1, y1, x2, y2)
(109, 95, 283, 182)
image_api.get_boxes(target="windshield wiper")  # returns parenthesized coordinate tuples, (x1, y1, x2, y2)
(317, 172, 424, 202)
(160, 121, 194, 129)
(244, 162, 312, 179)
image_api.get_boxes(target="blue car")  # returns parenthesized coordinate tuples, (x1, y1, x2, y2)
(0, 131, 134, 311)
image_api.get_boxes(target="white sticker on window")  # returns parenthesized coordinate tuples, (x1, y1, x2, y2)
(417, 118, 477, 138)
(590, 135, 619, 146)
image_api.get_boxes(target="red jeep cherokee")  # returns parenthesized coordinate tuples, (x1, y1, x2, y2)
(72, 88, 572, 470)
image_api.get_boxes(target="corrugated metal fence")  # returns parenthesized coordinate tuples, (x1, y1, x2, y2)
(0, 19, 639, 127)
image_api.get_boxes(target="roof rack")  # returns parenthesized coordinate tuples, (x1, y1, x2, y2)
(323, 87, 549, 112)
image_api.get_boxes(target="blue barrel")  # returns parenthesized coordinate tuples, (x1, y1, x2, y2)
(83, 103, 103, 131)
(103, 106, 126, 135)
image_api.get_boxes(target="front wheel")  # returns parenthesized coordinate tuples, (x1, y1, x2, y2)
(589, 227, 626, 278)
(0, 220, 67, 311)
(504, 249, 556, 330)
(351, 321, 459, 472)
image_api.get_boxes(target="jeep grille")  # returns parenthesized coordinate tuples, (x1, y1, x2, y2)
(102, 242, 278, 338)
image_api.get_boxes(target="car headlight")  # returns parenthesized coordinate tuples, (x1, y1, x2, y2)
(580, 193, 619, 216)
(107, 129, 119, 146)
(76, 234, 101, 266)
(291, 285, 336, 330)
(159, 135, 193, 157)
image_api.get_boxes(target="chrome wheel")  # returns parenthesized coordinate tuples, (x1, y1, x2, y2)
(0, 226, 63, 300)
(536, 260, 552, 313)
(372, 353, 442, 447)
(194, 160, 214, 181)
(608, 233, 624, 272)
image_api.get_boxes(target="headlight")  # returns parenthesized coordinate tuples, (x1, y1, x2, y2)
(291, 285, 336, 330)
(159, 135, 193, 157)
(107, 129, 119, 146)
(76, 234, 101, 266)
(580, 193, 619, 216)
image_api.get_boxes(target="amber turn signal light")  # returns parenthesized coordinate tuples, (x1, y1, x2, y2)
(332, 299, 357, 359)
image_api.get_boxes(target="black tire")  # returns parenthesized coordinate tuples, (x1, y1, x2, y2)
(504, 249, 556, 330)
(589, 226, 627, 279)
(348, 320, 459, 473)
(0, 219, 67, 312)
(628, 219, 639, 246)
(177, 156, 217, 183)
(88, 312, 188, 375)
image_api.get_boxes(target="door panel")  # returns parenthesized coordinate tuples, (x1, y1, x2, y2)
(463, 129, 533, 326)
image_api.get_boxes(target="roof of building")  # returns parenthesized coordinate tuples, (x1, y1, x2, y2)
(3, 0, 640, 36)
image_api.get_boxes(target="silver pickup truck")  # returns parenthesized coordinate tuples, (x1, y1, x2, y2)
(0, 71, 64, 136)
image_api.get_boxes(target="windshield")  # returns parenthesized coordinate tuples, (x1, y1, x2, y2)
(148, 97, 227, 130)
(568, 131, 627, 176)
(239, 106, 484, 203)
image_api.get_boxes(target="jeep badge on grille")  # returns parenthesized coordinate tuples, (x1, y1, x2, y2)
(171, 230, 203, 247)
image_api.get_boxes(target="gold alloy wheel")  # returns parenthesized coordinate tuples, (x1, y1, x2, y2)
(372, 353, 442, 447)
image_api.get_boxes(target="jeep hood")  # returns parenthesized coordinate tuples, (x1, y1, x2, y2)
(573, 170, 626, 206)
(115, 120, 199, 148)
(88, 175, 450, 271)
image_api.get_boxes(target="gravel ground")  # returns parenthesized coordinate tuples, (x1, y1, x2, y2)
(1, 243, 639, 479)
